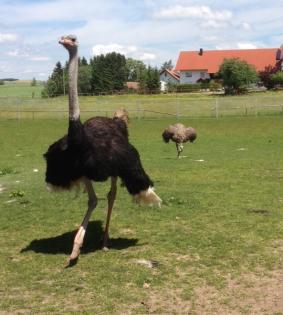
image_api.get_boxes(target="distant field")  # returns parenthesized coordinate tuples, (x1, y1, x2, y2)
(0, 80, 43, 97)
(0, 116, 282, 314)
(0, 89, 283, 119)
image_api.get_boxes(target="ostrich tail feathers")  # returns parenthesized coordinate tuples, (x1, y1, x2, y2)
(133, 187, 162, 208)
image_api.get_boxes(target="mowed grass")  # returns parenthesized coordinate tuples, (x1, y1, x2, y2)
(0, 116, 282, 314)
(0, 80, 43, 98)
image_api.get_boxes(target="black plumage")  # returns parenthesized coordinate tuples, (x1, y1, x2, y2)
(44, 116, 153, 194)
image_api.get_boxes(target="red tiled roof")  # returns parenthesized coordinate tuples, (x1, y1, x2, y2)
(175, 48, 282, 73)
(160, 68, 180, 81)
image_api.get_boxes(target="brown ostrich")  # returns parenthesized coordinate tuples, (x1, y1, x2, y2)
(44, 35, 161, 266)
(162, 123, 197, 158)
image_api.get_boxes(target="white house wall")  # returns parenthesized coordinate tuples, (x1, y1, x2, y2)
(180, 71, 210, 84)
(160, 72, 179, 84)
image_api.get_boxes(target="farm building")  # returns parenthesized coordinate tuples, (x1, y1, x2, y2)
(175, 48, 283, 84)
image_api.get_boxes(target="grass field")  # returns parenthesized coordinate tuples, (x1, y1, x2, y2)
(0, 80, 44, 98)
(0, 80, 283, 119)
(0, 115, 282, 314)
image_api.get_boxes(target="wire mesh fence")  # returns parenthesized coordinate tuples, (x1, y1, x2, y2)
(0, 94, 282, 120)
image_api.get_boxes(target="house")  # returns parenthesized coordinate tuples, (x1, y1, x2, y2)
(159, 68, 180, 91)
(175, 48, 283, 84)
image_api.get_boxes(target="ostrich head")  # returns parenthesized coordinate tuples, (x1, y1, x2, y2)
(59, 35, 78, 52)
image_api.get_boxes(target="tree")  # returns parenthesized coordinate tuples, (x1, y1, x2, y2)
(146, 66, 161, 93)
(31, 77, 37, 86)
(160, 60, 174, 71)
(42, 61, 64, 97)
(259, 63, 281, 89)
(218, 58, 258, 94)
(271, 71, 283, 86)
(125, 58, 147, 81)
(78, 65, 92, 94)
(91, 52, 127, 93)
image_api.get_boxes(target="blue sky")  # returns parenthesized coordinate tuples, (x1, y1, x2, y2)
(1, 0, 283, 80)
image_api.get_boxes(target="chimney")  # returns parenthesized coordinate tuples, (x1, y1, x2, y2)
(199, 48, 203, 56)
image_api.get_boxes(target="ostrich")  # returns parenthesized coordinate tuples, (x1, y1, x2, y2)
(44, 35, 162, 265)
(114, 107, 129, 126)
(162, 123, 197, 158)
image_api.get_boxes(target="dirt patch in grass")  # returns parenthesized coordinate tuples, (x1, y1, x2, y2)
(127, 269, 283, 314)
(194, 269, 283, 314)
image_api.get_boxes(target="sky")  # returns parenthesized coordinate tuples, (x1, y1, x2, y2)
(1, 0, 283, 80)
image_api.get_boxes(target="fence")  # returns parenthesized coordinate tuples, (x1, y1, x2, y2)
(0, 94, 283, 120)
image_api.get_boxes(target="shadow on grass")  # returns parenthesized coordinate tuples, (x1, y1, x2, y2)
(20, 220, 139, 255)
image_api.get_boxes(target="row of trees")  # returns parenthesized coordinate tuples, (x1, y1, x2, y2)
(42, 50, 283, 97)
(42, 53, 161, 97)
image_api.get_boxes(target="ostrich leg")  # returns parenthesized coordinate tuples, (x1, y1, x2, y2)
(68, 178, 97, 265)
(176, 143, 183, 158)
(103, 177, 117, 250)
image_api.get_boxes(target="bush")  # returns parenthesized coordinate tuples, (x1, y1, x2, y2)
(271, 71, 283, 86)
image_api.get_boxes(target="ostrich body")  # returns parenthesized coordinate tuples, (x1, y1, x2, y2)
(162, 123, 197, 158)
(44, 35, 161, 265)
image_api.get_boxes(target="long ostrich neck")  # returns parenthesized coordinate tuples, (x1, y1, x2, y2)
(68, 48, 80, 122)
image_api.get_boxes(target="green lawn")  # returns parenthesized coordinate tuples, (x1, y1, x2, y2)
(0, 116, 282, 314)
(0, 80, 43, 98)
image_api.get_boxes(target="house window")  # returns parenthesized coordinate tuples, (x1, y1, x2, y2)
(185, 72, 192, 77)
(200, 71, 206, 79)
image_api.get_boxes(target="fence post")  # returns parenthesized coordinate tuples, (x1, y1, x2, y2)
(17, 98, 20, 120)
(215, 98, 219, 119)
(137, 100, 141, 120)
(176, 98, 180, 118)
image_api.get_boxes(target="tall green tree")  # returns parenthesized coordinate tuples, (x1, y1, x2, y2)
(126, 58, 147, 81)
(91, 52, 127, 93)
(42, 61, 64, 97)
(146, 66, 161, 93)
(218, 58, 258, 94)
(78, 65, 92, 94)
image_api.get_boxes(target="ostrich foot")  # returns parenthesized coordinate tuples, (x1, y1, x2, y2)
(65, 242, 81, 267)
(102, 233, 110, 251)
(66, 226, 85, 266)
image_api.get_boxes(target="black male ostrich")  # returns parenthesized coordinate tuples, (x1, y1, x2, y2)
(44, 35, 161, 265)
(162, 123, 197, 158)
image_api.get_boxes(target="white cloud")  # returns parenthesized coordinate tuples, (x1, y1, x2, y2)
(242, 22, 251, 31)
(153, 5, 232, 22)
(91, 43, 156, 63)
(92, 44, 137, 56)
(29, 56, 50, 61)
(138, 52, 156, 61)
(237, 42, 258, 49)
(7, 49, 50, 61)
(0, 33, 18, 42)
(215, 42, 258, 50)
